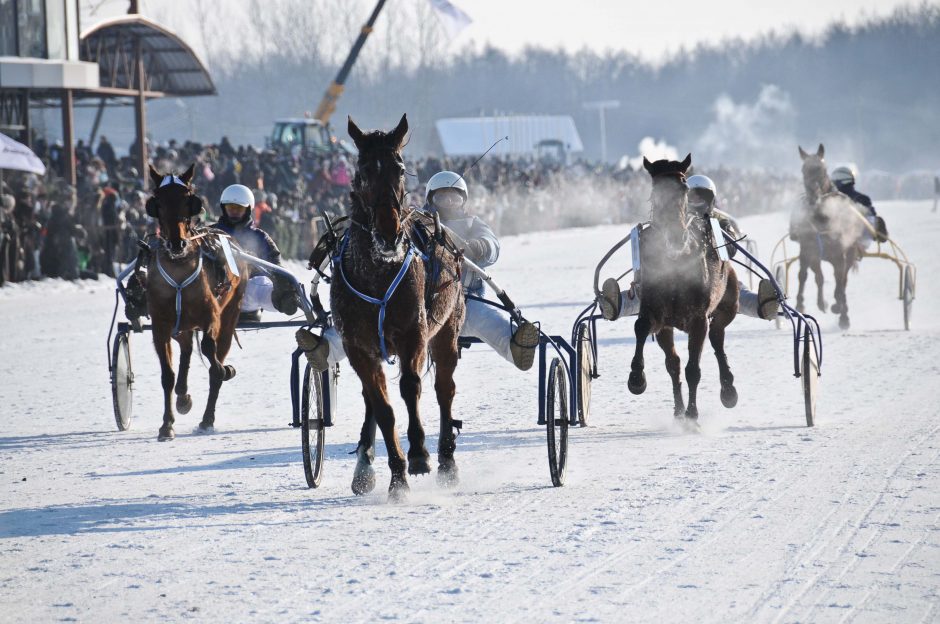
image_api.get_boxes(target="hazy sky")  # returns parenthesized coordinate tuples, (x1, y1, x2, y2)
(85, 0, 927, 65)
(449, 0, 922, 62)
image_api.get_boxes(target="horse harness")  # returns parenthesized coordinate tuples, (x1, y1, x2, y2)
(323, 213, 463, 365)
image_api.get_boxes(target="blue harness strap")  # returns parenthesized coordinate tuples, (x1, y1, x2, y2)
(334, 231, 428, 365)
(156, 251, 204, 337)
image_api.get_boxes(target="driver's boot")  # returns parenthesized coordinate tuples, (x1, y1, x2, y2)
(296, 328, 330, 372)
(757, 279, 780, 320)
(509, 320, 539, 371)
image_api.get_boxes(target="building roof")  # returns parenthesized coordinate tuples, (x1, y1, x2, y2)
(435, 115, 583, 157)
(79, 15, 215, 97)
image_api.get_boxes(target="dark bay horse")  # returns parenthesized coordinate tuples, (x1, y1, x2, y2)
(145, 165, 248, 440)
(792, 144, 866, 329)
(628, 155, 739, 421)
(332, 114, 465, 500)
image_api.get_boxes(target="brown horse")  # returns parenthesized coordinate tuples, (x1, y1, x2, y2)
(628, 155, 739, 421)
(144, 165, 248, 440)
(792, 144, 866, 329)
(332, 114, 465, 500)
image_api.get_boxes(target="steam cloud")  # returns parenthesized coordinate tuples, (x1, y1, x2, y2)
(694, 85, 797, 170)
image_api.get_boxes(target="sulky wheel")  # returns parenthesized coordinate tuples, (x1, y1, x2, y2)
(774, 264, 787, 330)
(902, 265, 914, 331)
(801, 328, 820, 427)
(111, 331, 134, 431)
(575, 322, 595, 427)
(301, 364, 327, 488)
(545, 357, 569, 487)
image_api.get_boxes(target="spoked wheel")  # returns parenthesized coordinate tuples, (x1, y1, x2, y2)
(801, 329, 820, 427)
(902, 265, 914, 331)
(111, 332, 134, 431)
(301, 364, 327, 488)
(575, 322, 595, 427)
(774, 264, 787, 330)
(545, 357, 569, 487)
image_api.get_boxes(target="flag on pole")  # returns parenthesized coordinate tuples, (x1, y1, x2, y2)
(428, 0, 472, 39)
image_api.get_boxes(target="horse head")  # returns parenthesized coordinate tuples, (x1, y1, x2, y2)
(798, 143, 833, 204)
(644, 153, 693, 257)
(147, 164, 203, 258)
(347, 114, 409, 261)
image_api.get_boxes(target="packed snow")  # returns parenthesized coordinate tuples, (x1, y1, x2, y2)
(1, 201, 938, 622)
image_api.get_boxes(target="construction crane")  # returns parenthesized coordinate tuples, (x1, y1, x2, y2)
(269, 0, 387, 154)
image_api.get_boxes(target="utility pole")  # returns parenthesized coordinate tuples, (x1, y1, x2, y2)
(582, 100, 620, 163)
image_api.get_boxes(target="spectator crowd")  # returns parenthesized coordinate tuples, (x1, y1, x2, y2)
(0, 133, 803, 285)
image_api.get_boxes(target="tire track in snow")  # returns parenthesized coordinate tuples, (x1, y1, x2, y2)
(766, 422, 940, 623)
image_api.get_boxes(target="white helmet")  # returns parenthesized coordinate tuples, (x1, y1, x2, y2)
(220, 184, 255, 210)
(425, 171, 468, 203)
(830, 165, 857, 186)
(687, 174, 717, 204)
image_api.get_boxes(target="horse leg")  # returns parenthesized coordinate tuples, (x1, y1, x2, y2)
(628, 315, 651, 394)
(709, 313, 737, 409)
(351, 390, 377, 495)
(398, 336, 431, 477)
(796, 257, 808, 313)
(684, 317, 708, 420)
(173, 331, 194, 415)
(153, 334, 176, 440)
(833, 255, 850, 329)
(813, 257, 827, 312)
(200, 303, 240, 430)
(348, 349, 408, 501)
(430, 322, 460, 487)
(654, 327, 684, 417)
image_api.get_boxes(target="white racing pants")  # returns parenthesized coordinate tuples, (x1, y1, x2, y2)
(241, 276, 276, 312)
(618, 286, 762, 319)
(319, 298, 515, 366)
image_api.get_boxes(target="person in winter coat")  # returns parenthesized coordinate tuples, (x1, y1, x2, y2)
(830, 165, 888, 243)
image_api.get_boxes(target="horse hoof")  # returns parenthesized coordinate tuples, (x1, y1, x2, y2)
(408, 454, 432, 476)
(351, 469, 376, 496)
(437, 461, 459, 488)
(197, 420, 215, 433)
(223, 365, 236, 381)
(680, 417, 702, 433)
(388, 477, 410, 503)
(721, 385, 738, 408)
(831, 302, 843, 314)
(818, 300, 828, 312)
(839, 316, 851, 330)
(176, 394, 193, 414)
(158, 427, 175, 441)
(685, 406, 699, 420)
(628, 372, 647, 395)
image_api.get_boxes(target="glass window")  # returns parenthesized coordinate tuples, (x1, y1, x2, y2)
(0, 0, 17, 56)
(45, 0, 65, 59)
(17, 0, 47, 59)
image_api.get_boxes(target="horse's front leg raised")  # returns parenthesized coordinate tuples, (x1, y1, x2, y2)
(654, 327, 685, 417)
(173, 331, 194, 415)
(199, 302, 240, 431)
(628, 315, 652, 394)
(429, 323, 461, 487)
(153, 334, 176, 440)
(684, 317, 708, 419)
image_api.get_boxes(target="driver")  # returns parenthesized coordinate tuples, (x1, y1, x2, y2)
(598, 174, 779, 322)
(830, 165, 888, 243)
(295, 171, 540, 372)
(211, 184, 299, 318)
